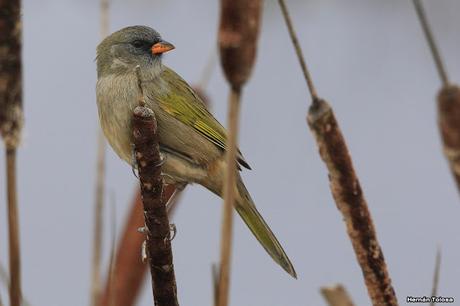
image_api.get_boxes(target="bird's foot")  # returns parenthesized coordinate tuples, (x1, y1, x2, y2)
(141, 240, 148, 263)
(164, 223, 177, 243)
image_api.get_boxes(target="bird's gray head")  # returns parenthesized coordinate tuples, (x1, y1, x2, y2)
(96, 25, 175, 78)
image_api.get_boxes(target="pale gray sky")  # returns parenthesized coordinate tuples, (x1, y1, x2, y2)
(1, 0, 459, 305)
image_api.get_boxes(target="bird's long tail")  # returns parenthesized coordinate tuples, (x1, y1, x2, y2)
(234, 175, 297, 278)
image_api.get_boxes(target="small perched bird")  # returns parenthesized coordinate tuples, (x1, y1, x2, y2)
(96, 26, 296, 278)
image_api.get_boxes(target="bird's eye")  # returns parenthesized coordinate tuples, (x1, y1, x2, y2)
(131, 40, 145, 48)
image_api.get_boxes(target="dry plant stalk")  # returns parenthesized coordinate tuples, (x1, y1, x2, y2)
(412, 0, 460, 195)
(307, 100, 397, 306)
(429, 249, 441, 306)
(438, 86, 460, 193)
(98, 185, 178, 306)
(132, 106, 179, 306)
(0, 1, 23, 306)
(321, 284, 355, 306)
(217, 1, 261, 306)
(91, 0, 109, 304)
(278, 1, 398, 305)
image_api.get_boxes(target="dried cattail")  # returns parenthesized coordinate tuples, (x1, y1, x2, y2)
(217, 2, 263, 306)
(0, 2, 23, 306)
(218, 0, 262, 90)
(99, 185, 178, 306)
(0, 0, 23, 149)
(132, 105, 179, 306)
(307, 100, 398, 306)
(437, 85, 460, 192)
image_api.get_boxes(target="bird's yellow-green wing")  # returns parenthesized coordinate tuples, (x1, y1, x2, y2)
(152, 67, 250, 169)
(156, 67, 228, 151)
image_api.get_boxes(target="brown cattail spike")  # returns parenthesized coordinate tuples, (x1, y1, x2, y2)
(437, 85, 460, 192)
(132, 105, 179, 306)
(218, 0, 262, 90)
(0, 0, 23, 149)
(307, 100, 398, 306)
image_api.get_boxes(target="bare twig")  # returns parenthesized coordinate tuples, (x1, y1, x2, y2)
(217, 2, 262, 306)
(133, 70, 178, 305)
(277, 0, 318, 101)
(429, 248, 441, 306)
(321, 284, 355, 306)
(0, 1, 23, 306)
(412, 0, 449, 86)
(278, 1, 398, 305)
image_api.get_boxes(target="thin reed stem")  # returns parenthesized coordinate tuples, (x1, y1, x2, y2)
(429, 248, 441, 306)
(278, 0, 319, 102)
(412, 0, 449, 86)
(218, 88, 241, 306)
(6, 148, 21, 306)
(91, 0, 109, 304)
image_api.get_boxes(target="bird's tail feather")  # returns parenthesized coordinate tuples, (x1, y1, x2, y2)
(235, 176, 297, 278)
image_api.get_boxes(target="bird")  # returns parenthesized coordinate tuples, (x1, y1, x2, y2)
(96, 25, 296, 278)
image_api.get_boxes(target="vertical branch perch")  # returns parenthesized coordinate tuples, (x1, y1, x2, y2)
(98, 185, 178, 306)
(0, 1, 23, 306)
(412, 0, 460, 196)
(278, 1, 398, 305)
(132, 70, 179, 306)
(217, 1, 261, 306)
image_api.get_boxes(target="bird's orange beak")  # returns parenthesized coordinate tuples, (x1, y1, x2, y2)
(151, 41, 175, 54)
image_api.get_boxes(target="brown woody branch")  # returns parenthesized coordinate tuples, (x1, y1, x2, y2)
(307, 100, 398, 306)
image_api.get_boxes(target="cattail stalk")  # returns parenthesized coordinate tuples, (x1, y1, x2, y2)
(0, 1, 23, 306)
(98, 185, 178, 306)
(132, 68, 179, 306)
(278, 1, 398, 305)
(217, 1, 261, 306)
(412, 0, 460, 196)
(320, 284, 355, 306)
(429, 249, 441, 306)
(91, 0, 109, 304)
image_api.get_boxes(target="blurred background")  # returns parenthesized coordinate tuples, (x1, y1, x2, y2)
(1, 0, 460, 305)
